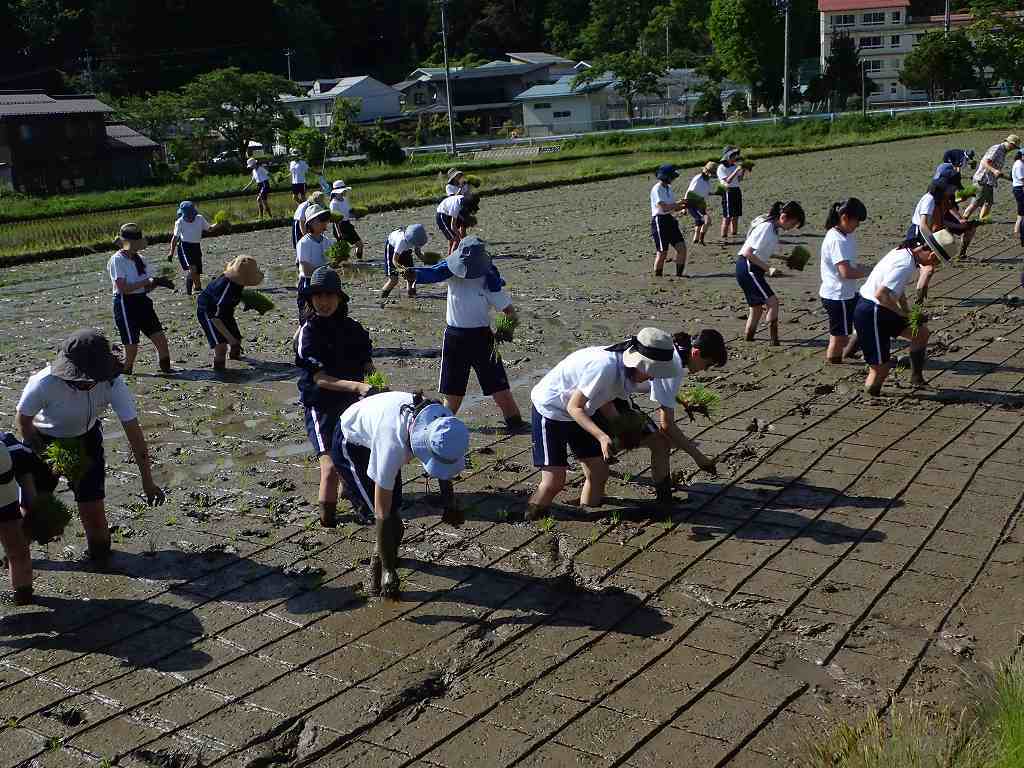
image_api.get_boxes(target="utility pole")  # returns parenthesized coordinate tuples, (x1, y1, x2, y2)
(783, 0, 791, 117)
(284, 49, 293, 81)
(944, 0, 951, 34)
(665, 24, 670, 61)
(439, 0, 457, 155)
(862, 60, 867, 115)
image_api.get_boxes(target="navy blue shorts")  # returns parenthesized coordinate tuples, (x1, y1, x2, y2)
(2, 435, 59, 498)
(40, 423, 105, 503)
(531, 406, 603, 468)
(113, 293, 163, 346)
(384, 244, 413, 277)
(436, 212, 462, 242)
(1014, 186, 1024, 216)
(177, 241, 203, 272)
(854, 299, 907, 366)
(291, 182, 306, 196)
(439, 326, 510, 397)
(256, 180, 270, 198)
(292, 220, 303, 249)
(296, 276, 311, 322)
(822, 296, 858, 337)
(304, 406, 341, 457)
(651, 214, 684, 251)
(736, 258, 774, 306)
(330, 434, 402, 519)
(689, 207, 706, 227)
(335, 219, 361, 244)
(197, 309, 241, 348)
(722, 187, 742, 218)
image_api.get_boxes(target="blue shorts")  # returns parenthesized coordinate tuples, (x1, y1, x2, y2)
(292, 220, 303, 249)
(176, 241, 203, 272)
(291, 182, 306, 196)
(335, 219, 361, 245)
(296, 276, 310, 322)
(113, 293, 163, 346)
(436, 212, 461, 242)
(304, 406, 340, 457)
(439, 326, 509, 397)
(531, 406, 602, 469)
(822, 296, 858, 337)
(722, 187, 742, 218)
(40, 423, 105, 503)
(651, 214, 684, 251)
(1014, 186, 1024, 216)
(256, 180, 270, 198)
(384, 244, 413, 277)
(689, 208, 706, 227)
(330, 433, 402, 519)
(197, 309, 241, 348)
(736, 257, 774, 306)
(854, 299, 907, 366)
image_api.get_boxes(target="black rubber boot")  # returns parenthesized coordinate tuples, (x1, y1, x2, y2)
(13, 586, 33, 606)
(439, 480, 463, 527)
(185, 273, 193, 295)
(159, 357, 172, 373)
(503, 414, 529, 435)
(377, 517, 400, 598)
(366, 554, 382, 597)
(655, 477, 674, 505)
(88, 538, 112, 565)
(769, 321, 780, 346)
(319, 502, 337, 528)
(842, 336, 861, 359)
(909, 349, 927, 387)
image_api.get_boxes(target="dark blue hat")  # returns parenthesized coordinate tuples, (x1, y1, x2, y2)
(655, 164, 679, 182)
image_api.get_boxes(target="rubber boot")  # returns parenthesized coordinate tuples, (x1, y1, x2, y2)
(185, 273, 193, 295)
(377, 517, 400, 598)
(503, 414, 528, 435)
(366, 553, 382, 597)
(159, 357, 172, 373)
(675, 260, 686, 277)
(13, 586, 33, 606)
(769, 321, 780, 346)
(842, 336, 861, 360)
(525, 503, 547, 522)
(909, 349, 927, 387)
(319, 501, 337, 528)
(655, 477, 674, 505)
(88, 538, 112, 565)
(439, 480, 463, 527)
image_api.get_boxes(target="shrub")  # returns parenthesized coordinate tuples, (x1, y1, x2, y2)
(361, 127, 405, 165)
(179, 161, 206, 185)
(727, 92, 749, 117)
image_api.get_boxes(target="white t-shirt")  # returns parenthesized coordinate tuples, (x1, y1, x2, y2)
(296, 233, 332, 277)
(251, 165, 270, 184)
(860, 247, 917, 303)
(819, 227, 860, 301)
(446, 182, 469, 197)
(17, 366, 138, 437)
(738, 218, 779, 261)
(289, 160, 308, 184)
(293, 200, 311, 223)
(1013, 159, 1024, 188)
(107, 251, 148, 296)
(388, 229, 411, 254)
(532, 347, 628, 422)
(650, 182, 675, 217)
(0, 446, 16, 509)
(336, 391, 414, 491)
(717, 163, 742, 188)
(173, 215, 211, 243)
(626, 349, 685, 409)
(438, 195, 465, 217)
(911, 192, 936, 228)
(446, 276, 512, 328)
(330, 197, 352, 220)
(686, 174, 711, 199)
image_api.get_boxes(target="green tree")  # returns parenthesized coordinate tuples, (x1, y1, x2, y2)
(287, 126, 326, 164)
(822, 33, 863, 108)
(900, 30, 979, 100)
(183, 68, 302, 161)
(574, 52, 666, 119)
(691, 83, 725, 120)
(578, 0, 657, 58)
(11, 0, 80, 56)
(708, 0, 783, 108)
(970, 0, 1024, 93)
(327, 97, 364, 156)
(360, 122, 405, 165)
(543, 0, 591, 58)
(113, 92, 185, 152)
(643, 0, 712, 68)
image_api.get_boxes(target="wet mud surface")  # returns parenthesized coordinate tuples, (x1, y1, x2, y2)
(2, 129, 1024, 766)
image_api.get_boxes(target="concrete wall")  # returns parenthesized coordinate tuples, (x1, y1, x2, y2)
(521, 92, 609, 136)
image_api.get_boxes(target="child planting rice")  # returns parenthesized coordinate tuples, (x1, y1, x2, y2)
(242, 157, 272, 220)
(196, 256, 266, 372)
(295, 203, 334, 322)
(909, 177, 977, 302)
(650, 164, 689, 277)
(16, 330, 165, 568)
(819, 198, 870, 364)
(717, 147, 747, 240)
(108, 223, 174, 375)
(0, 433, 61, 604)
(685, 161, 717, 246)
(934, 148, 976, 180)
(963, 134, 1019, 222)
(292, 192, 325, 249)
(735, 201, 806, 346)
(289, 150, 309, 203)
(380, 223, 428, 302)
(852, 230, 954, 395)
(329, 181, 364, 261)
(329, 392, 469, 598)
(295, 266, 378, 528)
(445, 168, 470, 197)
(1012, 150, 1024, 248)
(167, 201, 213, 296)
(525, 328, 685, 521)
(436, 192, 479, 255)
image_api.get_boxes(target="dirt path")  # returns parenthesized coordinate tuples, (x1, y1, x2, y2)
(2, 129, 1024, 767)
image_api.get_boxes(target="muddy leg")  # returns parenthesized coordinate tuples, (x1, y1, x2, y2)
(745, 306, 763, 341)
(579, 457, 609, 508)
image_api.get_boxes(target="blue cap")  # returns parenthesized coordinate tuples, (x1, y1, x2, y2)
(178, 200, 196, 219)
(410, 404, 468, 480)
(446, 235, 491, 279)
(404, 223, 428, 248)
(655, 164, 678, 182)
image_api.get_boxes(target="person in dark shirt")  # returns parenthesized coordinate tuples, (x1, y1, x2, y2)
(294, 266, 378, 527)
(196, 256, 264, 372)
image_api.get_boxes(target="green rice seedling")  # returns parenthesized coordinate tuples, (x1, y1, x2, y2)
(213, 210, 232, 231)
(351, 206, 369, 219)
(956, 183, 977, 202)
(787, 245, 812, 271)
(464, 174, 483, 187)
(538, 516, 556, 533)
(685, 191, 707, 213)
(740, 160, 756, 171)
(494, 313, 519, 343)
(908, 303, 927, 337)
(44, 438, 90, 487)
(677, 383, 721, 417)
(24, 494, 73, 545)
(326, 240, 351, 265)
(364, 371, 389, 389)
(420, 250, 443, 265)
(239, 289, 275, 315)
(711, 181, 727, 197)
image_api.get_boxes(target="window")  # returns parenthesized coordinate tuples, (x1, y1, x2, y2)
(890, 35, 901, 46)
(891, 10, 901, 22)
(860, 36, 882, 48)
(863, 11, 885, 24)
(890, 84, 898, 95)
(864, 59, 883, 72)
(553, 110, 571, 119)
(832, 13, 854, 26)
(413, 93, 425, 105)
(533, 102, 552, 109)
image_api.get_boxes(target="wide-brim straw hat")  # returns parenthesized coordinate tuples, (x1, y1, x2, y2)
(1005, 134, 1020, 148)
(304, 203, 331, 224)
(447, 168, 465, 183)
(52, 329, 123, 383)
(702, 161, 718, 174)
(330, 180, 352, 196)
(225, 255, 264, 286)
(246, 158, 258, 168)
(621, 327, 679, 379)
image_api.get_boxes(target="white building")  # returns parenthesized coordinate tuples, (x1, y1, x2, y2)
(279, 76, 402, 128)
(514, 74, 617, 136)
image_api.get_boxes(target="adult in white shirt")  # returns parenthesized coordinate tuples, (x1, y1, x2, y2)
(16, 330, 165, 565)
(852, 231, 952, 395)
(242, 157, 272, 220)
(650, 164, 688, 277)
(295, 203, 334, 322)
(717, 146, 747, 239)
(167, 200, 213, 296)
(685, 161, 717, 246)
(963, 134, 1020, 221)
(527, 328, 681, 522)
(735, 201, 805, 346)
(1012, 150, 1024, 247)
(329, 180, 364, 260)
(819, 198, 870, 364)
(329, 392, 468, 598)
(288, 151, 309, 203)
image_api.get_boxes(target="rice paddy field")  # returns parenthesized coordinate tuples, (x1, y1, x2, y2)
(2, 128, 1024, 767)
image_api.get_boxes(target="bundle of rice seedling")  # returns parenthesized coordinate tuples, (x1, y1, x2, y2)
(786, 246, 812, 271)
(711, 182, 727, 197)
(24, 494, 73, 545)
(213, 210, 232, 231)
(464, 213, 478, 228)
(420, 251, 442, 265)
(464, 174, 483, 187)
(740, 160, 756, 171)
(907, 303, 927, 336)
(685, 191, 707, 213)
(677, 383, 721, 418)
(326, 240, 351, 265)
(239, 289, 275, 315)
(351, 206, 369, 219)
(43, 438, 90, 487)
(494, 313, 519, 343)
(330, 212, 345, 223)
(364, 371, 389, 389)
(955, 183, 977, 202)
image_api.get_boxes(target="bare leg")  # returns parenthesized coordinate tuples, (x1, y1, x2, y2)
(865, 363, 890, 396)
(150, 332, 171, 371)
(673, 243, 687, 276)
(442, 394, 464, 414)
(529, 468, 565, 508)
(379, 276, 399, 300)
(491, 389, 520, 419)
(123, 344, 139, 373)
(579, 457, 610, 507)
(653, 250, 667, 276)
(212, 342, 228, 370)
(78, 500, 110, 559)
(827, 335, 848, 362)
(190, 267, 202, 294)
(745, 306, 764, 341)
(720, 216, 729, 238)
(640, 431, 670, 484)
(354, 240, 364, 260)
(0, 519, 32, 594)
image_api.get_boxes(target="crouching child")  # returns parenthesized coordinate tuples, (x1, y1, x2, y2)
(196, 256, 265, 372)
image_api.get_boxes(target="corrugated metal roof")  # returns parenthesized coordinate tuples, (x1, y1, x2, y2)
(0, 92, 55, 105)
(0, 97, 112, 118)
(105, 124, 159, 150)
(515, 74, 616, 100)
(507, 52, 575, 65)
(413, 63, 547, 82)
